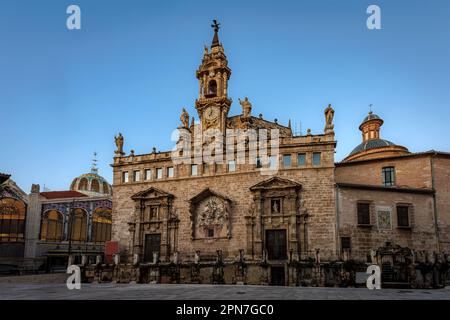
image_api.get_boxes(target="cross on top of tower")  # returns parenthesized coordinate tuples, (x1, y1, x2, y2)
(211, 19, 221, 47)
(211, 20, 220, 33)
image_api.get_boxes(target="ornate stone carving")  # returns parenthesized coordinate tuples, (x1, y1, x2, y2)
(196, 196, 229, 230)
(190, 188, 232, 239)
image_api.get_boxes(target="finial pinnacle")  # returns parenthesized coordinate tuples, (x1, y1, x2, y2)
(91, 151, 98, 174)
(369, 104, 373, 114)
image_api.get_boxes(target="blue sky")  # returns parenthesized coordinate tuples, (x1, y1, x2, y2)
(1, 0, 449, 192)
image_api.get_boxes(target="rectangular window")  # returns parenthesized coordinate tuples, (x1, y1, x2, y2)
(283, 154, 291, 168)
(145, 169, 152, 181)
(341, 237, 351, 251)
(206, 228, 214, 238)
(397, 205, 410, 227)
(122, 171, 129, 183)
(167, 167, 174, 178)
(269, 155, 277, 170)
(156, 168, 163, 179)
(312, 152, 321, 166)
(228, 160, 236, 172)
(256, 157, 262, 168)
(382, 167, 395, 186)
(357, 203, 371, 225)
(191, 164, 198, 176)
(133, 170, 140, 182)
(297, 153, 306, 166)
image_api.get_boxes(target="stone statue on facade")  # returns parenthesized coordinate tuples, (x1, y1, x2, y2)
(324, 104, 334, 132)
(114, 133, 125, 156)
(132, 253, 139, 266)
(180, 108, 190, 128)
(152, 251, 159, 264)
(194, 250, 200, 264)
(239, 97, 252, 118)
(272, 201, 279, 213)
(173, 251, 179, 264)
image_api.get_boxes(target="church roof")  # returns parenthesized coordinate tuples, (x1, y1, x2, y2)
(363, 112, 381, 122)
(349, 139, 397, 156)
(226, 115, 292, 137)
(359, 111, 384, 130)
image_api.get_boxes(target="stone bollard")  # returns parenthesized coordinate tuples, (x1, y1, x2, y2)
(81, 255, 87, 266)
(113, 254, 120, 265)
(67, 255, 74, 267)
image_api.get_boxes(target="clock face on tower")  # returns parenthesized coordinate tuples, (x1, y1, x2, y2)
(204, 106, 219, 121)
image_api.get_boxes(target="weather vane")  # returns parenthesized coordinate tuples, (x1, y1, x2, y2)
(211, 19, 220, 33)
(369, 104, 373, 113)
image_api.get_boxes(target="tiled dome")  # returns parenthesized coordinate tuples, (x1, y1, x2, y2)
(349, 139, 397, 156)
(70, 172, 112, 196)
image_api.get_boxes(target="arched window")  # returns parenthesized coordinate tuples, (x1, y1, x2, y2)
(207, 80, 217, 97)
(78, 178, 88, 190)
(102, 182, 110, 195)
(70, 208, 87, 242)
(40, 210, 63, 242)
(91, 179, 100, 193)
(92, 207, 112, 243)
(0, 197, 26, 242)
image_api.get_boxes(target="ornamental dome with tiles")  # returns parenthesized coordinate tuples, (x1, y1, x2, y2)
(70, 154, 112, 196)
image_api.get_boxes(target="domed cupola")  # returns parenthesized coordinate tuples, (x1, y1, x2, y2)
(70, 153, 112, 196)
(343, 111, 410, 162)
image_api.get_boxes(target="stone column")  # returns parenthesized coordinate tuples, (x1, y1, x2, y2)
(24, 184, 41, 259)
(160, 204, 170, 262)
(253, 194, 264, 259)
(222, 73, 227, 95)
(133, 202, 144, 259)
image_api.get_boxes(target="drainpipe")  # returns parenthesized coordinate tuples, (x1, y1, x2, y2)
(430, 153, 441, 252)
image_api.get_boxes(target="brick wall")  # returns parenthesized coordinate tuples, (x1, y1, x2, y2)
(336, 186, 437, 260)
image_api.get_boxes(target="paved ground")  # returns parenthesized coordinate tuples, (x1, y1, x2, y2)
(0, 281, 449, 300)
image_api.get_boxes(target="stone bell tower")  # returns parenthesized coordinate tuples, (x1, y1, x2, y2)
(195, 20, 232, 132)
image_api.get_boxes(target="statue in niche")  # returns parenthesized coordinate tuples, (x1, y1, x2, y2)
(324, 104, 334, 131)
(271, 199, 280, 214)
(239, 97, 252, 118)
(180, 108, 190, 128)
(114, 133, 124, 156)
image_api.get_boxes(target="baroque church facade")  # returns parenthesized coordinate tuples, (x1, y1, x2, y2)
(102, 23, 450, 287)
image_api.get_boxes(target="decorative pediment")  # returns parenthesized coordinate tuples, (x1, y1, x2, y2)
(131, 186, 174, 200)
(250, 176, 301, 191)
(189, 188, 232, 204)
